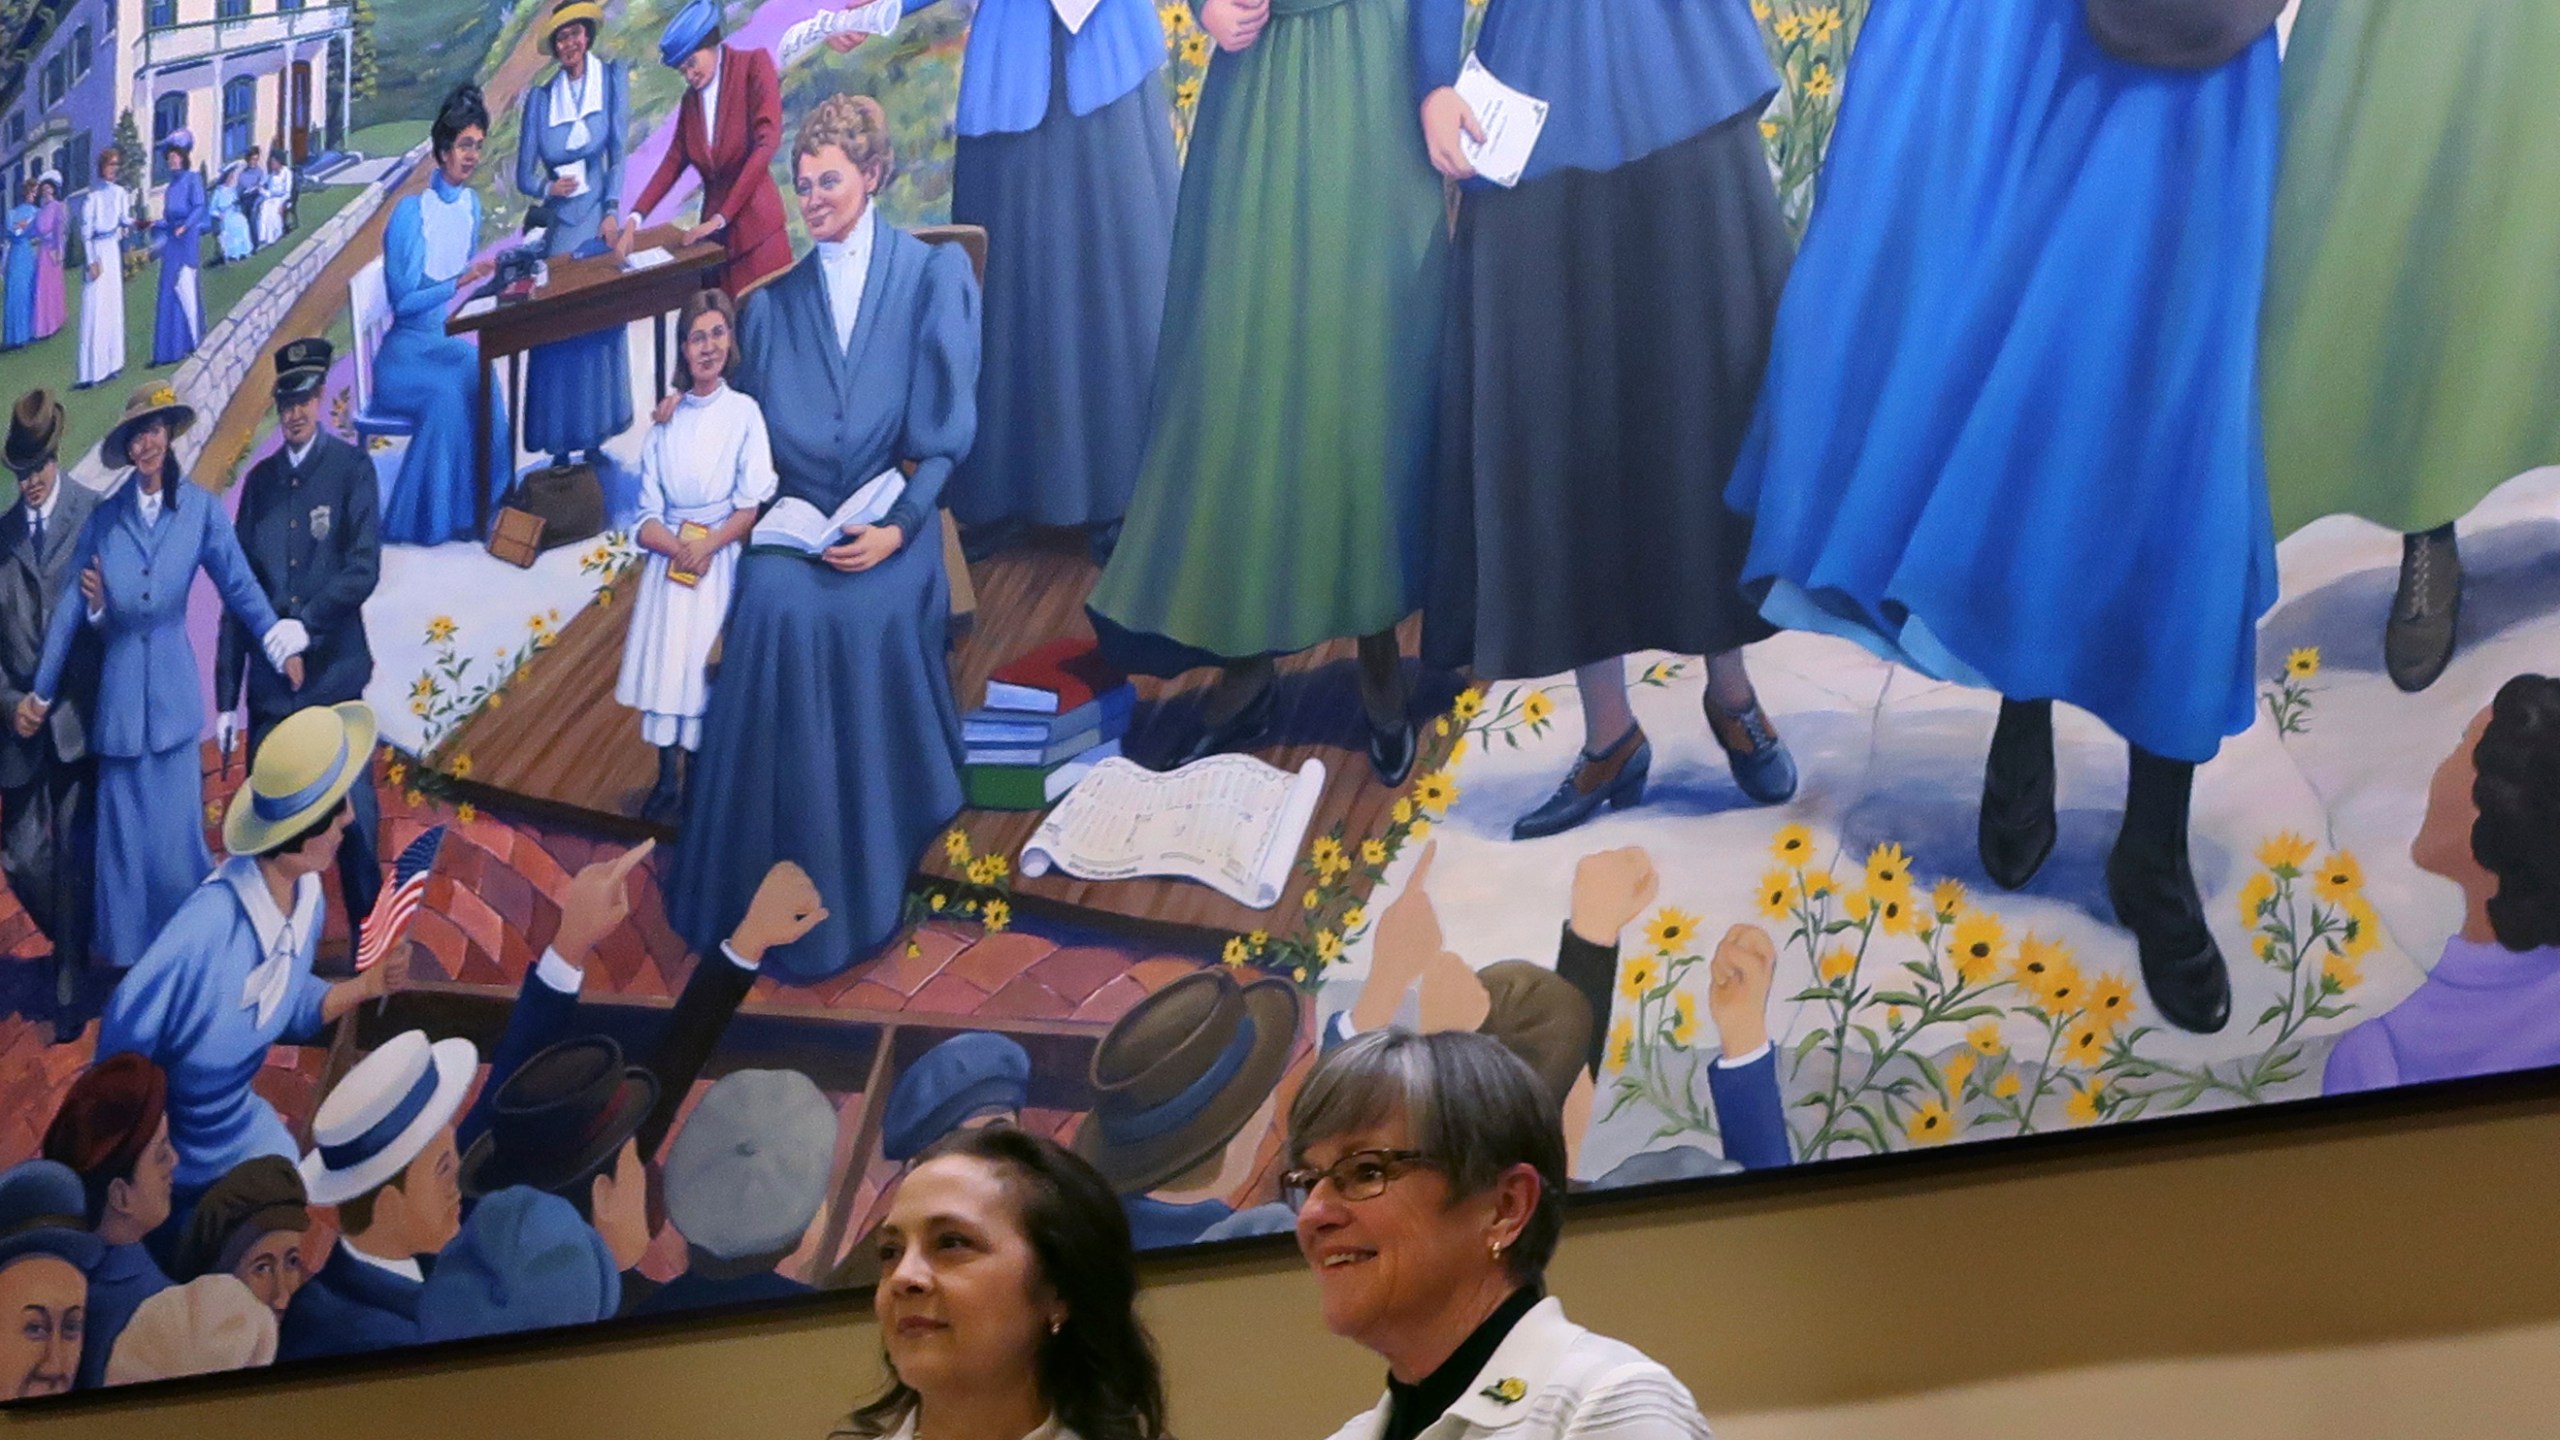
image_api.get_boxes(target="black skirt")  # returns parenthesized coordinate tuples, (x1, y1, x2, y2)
(1422, 108, 1791, 680)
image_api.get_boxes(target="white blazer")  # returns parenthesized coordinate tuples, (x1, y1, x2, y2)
(1318, 1298, 1713, 1440)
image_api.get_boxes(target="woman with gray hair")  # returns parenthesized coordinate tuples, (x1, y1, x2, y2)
(1287, 1029, 1713, 1440)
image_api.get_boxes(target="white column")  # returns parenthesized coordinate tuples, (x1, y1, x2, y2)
(337, 29, 348, 151)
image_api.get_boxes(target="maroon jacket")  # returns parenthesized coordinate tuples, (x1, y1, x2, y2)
(635, 45, 792, 295)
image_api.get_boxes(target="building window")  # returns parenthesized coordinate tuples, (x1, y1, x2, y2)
(70, 27, 91, 80)
(63, 135, 88, 189)
(153, 93, 189, 179)
(222, 77, 256, 162)
(280, 0, 304, 11)
(6, 115, 22, 149)
(41, 55, 65, 109)
(217, 0, 251, 17)
(147, 0, 177, 27)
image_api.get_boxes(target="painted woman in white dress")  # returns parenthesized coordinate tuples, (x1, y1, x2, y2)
(75, 148, 130, 389)
(616, 286, 775, 826)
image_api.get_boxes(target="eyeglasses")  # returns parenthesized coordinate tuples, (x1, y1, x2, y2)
(1279, 1148, 1437, 1210)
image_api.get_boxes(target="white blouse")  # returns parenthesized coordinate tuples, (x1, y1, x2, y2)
(636, 383, 778, 527)
(417, 183, 478, 283)
(1318, 1299, 1713, 1440)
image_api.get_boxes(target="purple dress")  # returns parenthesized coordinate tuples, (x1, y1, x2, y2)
(32, 197, 64, 339)
(2323, 936, 2560, 1094)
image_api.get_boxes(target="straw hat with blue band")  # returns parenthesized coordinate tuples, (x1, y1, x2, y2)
(223, 702, 378, 856)
(1075, 968, 1301, 1194)
(658, 0, 722, 67)
(300, 1030, 479, 1206)
(545, 0, 606, 53)
(102, 381, 195, 469)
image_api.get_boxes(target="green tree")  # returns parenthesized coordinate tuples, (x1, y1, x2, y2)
(349, 0, 379, 102)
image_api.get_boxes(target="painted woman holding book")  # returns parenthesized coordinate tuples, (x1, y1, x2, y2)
(665, 95, 980, 982)
(1417, 0, 1799, 841)
(1084, 0, 1451, 786)
(616, 288, 776, 827)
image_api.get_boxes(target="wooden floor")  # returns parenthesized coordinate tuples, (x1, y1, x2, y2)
(444, 530, 1455, 941)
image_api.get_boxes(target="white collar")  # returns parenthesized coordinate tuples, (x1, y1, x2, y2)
(698, 61, 723, 143)
(814, 204, 876, 272)
(134, 482, 164, 520)
(339, 1238, 425, 1284)
(285, 435, 319, 469)
(23, 485, 56, 525)
(1357, 1298, 1583, 1436)
(885, 1412, 1066, 1440)
(222, 854, 322, 1027)
(678, 381, 727, 409)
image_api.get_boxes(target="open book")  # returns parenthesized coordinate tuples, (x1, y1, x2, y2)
(749, 470, 905, 555)
(1020, 754, 1327, 910)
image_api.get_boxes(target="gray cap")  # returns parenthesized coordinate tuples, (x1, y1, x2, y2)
(663, 1069, 836, 1261)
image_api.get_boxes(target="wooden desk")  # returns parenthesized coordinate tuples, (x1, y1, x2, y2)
(445, 224, 726, 536)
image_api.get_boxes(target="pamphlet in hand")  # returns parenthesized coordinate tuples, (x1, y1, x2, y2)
(555, 159, 590, 197)
(1052, 0, 1104, 33)
(1453, 53, 1550, 189)
(779, 0, 903, 64)
(621, 245, 675, 272)
(750, 470, 906, 555)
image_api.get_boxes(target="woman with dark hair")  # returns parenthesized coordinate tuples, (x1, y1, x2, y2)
(838, 1126, 1169, 1440)
(2325, 675, 2560, 1094)
(618, 286, 774, 824)
(148, 131, 208, 365)
(514, 0, 635, 472)
(1288, 1029, 1712, 1440)
(375, 84, 508, 545)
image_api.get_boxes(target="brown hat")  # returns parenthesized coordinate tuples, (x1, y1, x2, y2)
(1075, 969, 1301, 1195)
(103, 381, 196, 469)
(172, 1156, 309, 1282)
(41, 1053, 169, 1196)
(1475, 962, 1593, 1117)
(4, 390, 62, 474)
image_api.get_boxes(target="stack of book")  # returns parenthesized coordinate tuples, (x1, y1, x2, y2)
(963, 639, 1136, 810)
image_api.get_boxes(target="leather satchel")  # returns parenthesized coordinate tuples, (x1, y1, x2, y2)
(508, 461, 605, 553)
(2084, 0, 2287, 69)
(486, 507, 546, 569)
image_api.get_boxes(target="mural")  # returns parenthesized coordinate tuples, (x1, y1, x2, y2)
(0, 0, 2553, 1399)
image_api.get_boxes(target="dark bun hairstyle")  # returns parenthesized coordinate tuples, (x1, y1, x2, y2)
(431, 84, 492, 161)
(2474, 674, 2560, 952)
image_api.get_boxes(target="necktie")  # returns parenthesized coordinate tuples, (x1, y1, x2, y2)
(28, 511, 40, 555)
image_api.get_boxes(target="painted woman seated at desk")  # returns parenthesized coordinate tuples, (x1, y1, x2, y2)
(664, 94, 980, 985)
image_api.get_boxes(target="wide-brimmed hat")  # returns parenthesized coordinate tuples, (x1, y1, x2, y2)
(224, 703, 377, 857)
(299, 1030, 478, 1206)
(102, 381, 195, 469)
(32, 169, 59, 193)
(658, 0, 720, 66)
(457, 1036, 658, 1200)
(270, 336, 334, 403)
(882, 1032, 1029, 1162)
(544, 0, 605, 51)
(163, 128, 195, 155)
(1075, 969, 1301, 1195)
(5, 389, 62, 473)
(663, 1069, 835, 1261)
(0, 1160, 103, 1272)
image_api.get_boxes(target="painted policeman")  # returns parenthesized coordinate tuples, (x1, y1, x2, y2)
(214, 338, 385, 930)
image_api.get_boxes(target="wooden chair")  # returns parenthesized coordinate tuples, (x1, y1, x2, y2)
(346, 257, 416, 451)
(913, 223, 988, 634)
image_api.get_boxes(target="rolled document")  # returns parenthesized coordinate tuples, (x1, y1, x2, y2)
(779, 0, 904, 64)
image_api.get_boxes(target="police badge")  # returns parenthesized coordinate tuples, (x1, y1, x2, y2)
(310, 504, 331, 541)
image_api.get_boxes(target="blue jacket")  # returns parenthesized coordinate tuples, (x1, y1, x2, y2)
(33, 475, 281, 758)
(75, 1242, 170, 1391)
(277, 1243, 427, 1362)
(215, 433, 380, 726)
(906, 0, 1166, 137)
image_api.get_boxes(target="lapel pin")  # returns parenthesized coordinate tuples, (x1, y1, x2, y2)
(1480, 1378, 1526, 1406)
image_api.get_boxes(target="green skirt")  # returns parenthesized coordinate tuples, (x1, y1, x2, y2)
(2261, 0, 2560, 538)
(1088, 0, 1448, 665)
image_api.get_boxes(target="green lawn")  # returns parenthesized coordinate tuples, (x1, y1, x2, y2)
(0, 181, 363, 501)
(342, 121, 422, 163)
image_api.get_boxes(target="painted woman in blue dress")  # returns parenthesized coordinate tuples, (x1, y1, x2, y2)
(2, 197, 38, 349)
(375, 85, 510, 547)
(148, 132, 209, 367)
(513, 0, 634, 470)
(666, 94, 980, 984)
(1724, 0, 2283, 1034)
(831, 0, 1175, 560)
(12, 385, 306, 969)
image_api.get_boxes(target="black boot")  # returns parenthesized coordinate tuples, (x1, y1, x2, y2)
(1357, 630, 1415, 787)
(1978, 698, 2057, 890)
(641, 744, 685, 827)
(2385, 523, 2461, 693)
(2107, 747, 2231, 1034)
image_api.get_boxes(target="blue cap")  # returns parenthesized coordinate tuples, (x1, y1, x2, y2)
(657, 0, 721, 67)
(882, 1033, 1031, 1162)
(0, 1159, 104, 1272)
(417, 1186, 619, 1342)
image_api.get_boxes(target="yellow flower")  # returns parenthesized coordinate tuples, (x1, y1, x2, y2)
(1760, 119, 1780, 142)
(455, 802, 478, 825)
(1992, 1071, 2022, 1101)
(1413, 772, 1459, 814)
(1773, 13, 1803, 42)
(1904, 1099, 1955, 1146)
(1817, 947, 1855, 983)
(2015, 934, 2084, 1015)
(942, 828, 972, 865)
(449, 753, 473, 780)
(1863, 842, 1914, 900)
(1310, 835, 1348, 876)
(2285, 647, 2321, 680)
(1606, 1019, 1635, 1071)
(1874, 892, 1918, 936)
(1174, 77, 1202, 110)
(966, 856, 994, 887)
(929, 892, 947, 912)
(385, 760, 408, 788)
(1158, 0, 1191, 33)
(2064, 1081, 2106, 1127)
(1361, 838, 1388, 867)
(2237, 871, 2276, 927)
(1392, 797, 1415, 825)
(1805, 61, 1836, 99)
(1931, 878, 1966, 918)
(1223, 937, 1251, 967)
(981, 854, 1010, 882)
(1941, 1048, 1977, 1095)
(2085, 974, 2136, 1036)
(1950, 912, 2005, 986)
(1447, 736, 1470, 766)
(1619, 955, 1663, 1000)
(2337, 896, 2381, 959)
(2313, 851, 2364, 904)
(1316, 930, 1343, 962)
(2059, 1020, 2107, 1068)
(1756, 870, 1796, 920)
(1341, 905, 1368, 933)
(1796, 868, 1837, 902)
(1771, 823, 1815, 866)
(1520, 691, 1554, 726)
(1248, 930, 1269, 950)
(982, 899, 1012, 932)
(424, 615, 458, 645)
(1409, 818, 1432, 840)
(409, 673, 437, 702)
(1751, 1, 1770, 20)
(1669, 993, 1699, 1047)
(1967, 1020, 2005, 1057)
(1452, 687, 1485, 722)
(906, 940, 922, 959)
(487, 692, 503, 708)
(1303, 889, 1321, 910)
(2323, 950, 2363, 991)
(1886, 1005, 1905, 1030)
(1809, 5, 1843, 41)
(1178, 29, 1211, 66)
(2257, 832, 2315, 873)
(1643, 907, 1703, 955)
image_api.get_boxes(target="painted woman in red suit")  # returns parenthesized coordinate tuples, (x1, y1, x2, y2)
(633, 0, 794, 296)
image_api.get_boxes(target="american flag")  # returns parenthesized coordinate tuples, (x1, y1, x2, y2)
(357, 826, 447, 972)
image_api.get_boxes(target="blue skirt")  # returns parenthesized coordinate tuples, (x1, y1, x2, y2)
(521, 328, 633, 459)
(1725, 0, 2280, 763)
(95, 745, 212, 968)
(666, 524, 965, 983)
(377, 319, 512, 545)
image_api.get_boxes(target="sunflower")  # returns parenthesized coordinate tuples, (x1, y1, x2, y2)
(1796, 868, 1838, 902)
(454, 802, 477, 825)
(1413, 772, 1459, 814)
(1618, 955, 1662, 1000)
(1521, 691, 1555, 726)
(2337, 896, 2382, 959)
(1669, 993, 1699, 1047)
(1950, 912, 2005, 986)
(2236, 871, 2277, 928)
(2059, 1021, 2107, 1068)
(1817, 947, 1856, 983)
(1607, 1019, 1636, 1071)
(448, 753, 474, 779)
(2256, 832, 2315, 872)
(2085, 974, 2136, 1035)
(942, 829, 972, 866)
(424, 615, 459, 646)
(2323, 951, 2363, 992)
(2313, 850, 2364, 904)
(2285, 647, 2321, 680)
(1341, 905, 1368, 933)
(1931, 878, 1967, 918)
(1310, 835, 1349, 879)
(1756, 870, 1796, 921)
(1222, 937, 1251, 967)
(1643, 907, 1704, 954)
(1451, 687, 1485, 722)
(1991, 1071, 2023, 1101)
(1771, 823, 1816, 866)
(1875, 893, 1918, 936)
(2064, 1081, 2106, 1127)
(1316, 930, 1343, 962)
(1392, 797, 1416, 826)
(1904, 1100, 1956, 1146)
(1966, 1020, 2005, 1057)
(1838, 887, 1874, 923)
(1940, 1048, 1977, 1096)
(982, 900, 1011, 932)
(1360, 838, 1389, 867)
(1863, 842, 1915, 900)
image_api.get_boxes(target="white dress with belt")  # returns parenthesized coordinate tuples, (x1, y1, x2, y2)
(76, 183, 129, 385)
(614, 381, 776, 749)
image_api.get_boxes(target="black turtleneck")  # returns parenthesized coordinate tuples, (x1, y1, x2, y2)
(1380, 1286, 1543, 1440)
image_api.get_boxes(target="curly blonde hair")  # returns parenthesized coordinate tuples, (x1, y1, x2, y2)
(795, 93, 893, 190)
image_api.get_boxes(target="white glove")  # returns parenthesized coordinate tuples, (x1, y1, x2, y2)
(216, 711, 239, 757)
(262, 619, 310, 668)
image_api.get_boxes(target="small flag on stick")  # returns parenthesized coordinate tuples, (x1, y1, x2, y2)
(358, 825, 447, 977)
